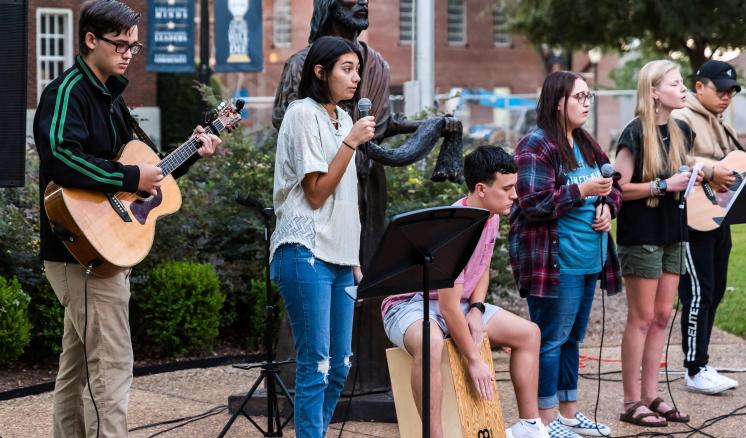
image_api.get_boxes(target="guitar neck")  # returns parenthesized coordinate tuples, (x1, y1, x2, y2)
(158, 120, 225, 176)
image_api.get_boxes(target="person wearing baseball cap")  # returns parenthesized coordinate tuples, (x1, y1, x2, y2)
(673, 59, 742, 395)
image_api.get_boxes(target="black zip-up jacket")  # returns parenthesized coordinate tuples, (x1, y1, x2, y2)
(34, 55, 197, 263)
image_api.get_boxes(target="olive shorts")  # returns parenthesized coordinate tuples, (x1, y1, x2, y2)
(618, 242, 687, 278)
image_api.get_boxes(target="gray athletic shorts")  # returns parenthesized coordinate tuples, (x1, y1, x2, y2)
(383, 293, 500, 351)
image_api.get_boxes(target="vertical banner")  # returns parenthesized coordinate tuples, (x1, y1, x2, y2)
(146, 0, 195, 72)
(214, 0, 263, 72)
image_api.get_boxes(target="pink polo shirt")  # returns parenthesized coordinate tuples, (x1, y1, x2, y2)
(380, 197, 499, 317)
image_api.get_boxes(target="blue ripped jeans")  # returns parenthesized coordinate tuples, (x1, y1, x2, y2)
(270, 244, 355, 438)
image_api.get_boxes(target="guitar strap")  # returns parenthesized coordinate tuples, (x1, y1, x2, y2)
(723, 124, 745, 153)
(119, 98, 162, 157)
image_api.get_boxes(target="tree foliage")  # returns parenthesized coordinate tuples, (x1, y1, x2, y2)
(505, 0, 746, 71)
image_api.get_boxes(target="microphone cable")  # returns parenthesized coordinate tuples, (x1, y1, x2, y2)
(592, 196, 609, 437)
(337, 292, 365, 437)
(83, 264, 101, 438)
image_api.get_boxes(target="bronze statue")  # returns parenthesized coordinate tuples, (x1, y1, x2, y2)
(272, 0, 463, 264)
(271, 0, 463, 398)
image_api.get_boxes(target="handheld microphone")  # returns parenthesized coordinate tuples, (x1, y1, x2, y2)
(357, 98, 372, 149)
(601, 163, 621, 181)
(357, 98, 372, 118)
(597, 163, 619, 209)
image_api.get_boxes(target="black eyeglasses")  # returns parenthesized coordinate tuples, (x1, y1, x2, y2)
(706, 82, 739, 99)
(571, 91, 595, 105)
(97, 35, 143, 55)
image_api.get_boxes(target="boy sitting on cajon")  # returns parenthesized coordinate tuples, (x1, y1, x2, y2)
(381, 146, 548, 438)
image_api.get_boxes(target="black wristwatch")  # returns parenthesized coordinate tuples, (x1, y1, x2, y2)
(469, 302, 486, 314)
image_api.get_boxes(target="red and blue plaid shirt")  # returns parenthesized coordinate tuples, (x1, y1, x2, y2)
(508, 129, 623, 298)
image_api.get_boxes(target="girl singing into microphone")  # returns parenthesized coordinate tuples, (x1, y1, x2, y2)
(269, 36, 375, 438)
(509, 71, 622, 438)
(615, 60, 698, 427)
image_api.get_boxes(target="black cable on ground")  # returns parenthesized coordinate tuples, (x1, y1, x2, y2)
(144, 405, 228, 437)
(128, 405, 227, 433)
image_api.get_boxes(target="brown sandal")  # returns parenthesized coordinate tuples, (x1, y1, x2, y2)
(648, 397, 690, 423)
(619, 401, 668, 427)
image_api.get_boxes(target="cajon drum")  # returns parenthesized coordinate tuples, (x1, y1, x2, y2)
(386, 334, 506, 438)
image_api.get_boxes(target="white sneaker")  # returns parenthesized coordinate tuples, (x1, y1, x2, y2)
(685, 366, 735, 394)
(507, 419, 550, 438)
(546, 419, 581, 438)
(705, 365, 739, 389)
(558, 412, 611, 436)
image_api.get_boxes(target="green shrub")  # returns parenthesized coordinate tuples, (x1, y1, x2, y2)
(0, 276, 31, 364)
(130, 126, 277, 345)
(157, 72, 223, 150)
(27, 281, 64, 357)
(0, 145, 43, 292)
(135, 261, 225, 355)
(245, 277, 284, 350)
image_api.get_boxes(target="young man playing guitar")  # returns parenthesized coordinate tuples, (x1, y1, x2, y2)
(673, 60, 741, 395)
(33, 1, 221, 436)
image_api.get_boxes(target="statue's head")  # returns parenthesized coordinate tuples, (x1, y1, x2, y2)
(309, 0, 369, 43)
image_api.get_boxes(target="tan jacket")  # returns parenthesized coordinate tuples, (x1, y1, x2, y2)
(673, 94, 740, 178)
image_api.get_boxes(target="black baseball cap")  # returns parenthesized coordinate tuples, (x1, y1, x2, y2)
(695, 60, 741, 92)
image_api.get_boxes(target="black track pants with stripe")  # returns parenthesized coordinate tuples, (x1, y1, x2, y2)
(678, 226, 731, 375)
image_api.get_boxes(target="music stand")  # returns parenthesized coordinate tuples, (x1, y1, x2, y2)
(713, 175, 746, 227)
(358, 206, 489, 438)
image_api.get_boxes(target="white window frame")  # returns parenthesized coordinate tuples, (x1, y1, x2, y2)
(273, 0, 292, 48)
(447, 0, 467, 47)
(399, 0, 414, 46)
(36, 8, 74, 102)
(493, 4, 511, 48)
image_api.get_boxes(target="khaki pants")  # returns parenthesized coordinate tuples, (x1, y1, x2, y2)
(45, 262, 133, 438)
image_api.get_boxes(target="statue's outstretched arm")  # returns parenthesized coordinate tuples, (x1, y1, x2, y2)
(365, 116, 464, 183)
(383, 113, 421, 137)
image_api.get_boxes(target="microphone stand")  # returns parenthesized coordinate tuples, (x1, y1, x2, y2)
(218, 192, 295, 437)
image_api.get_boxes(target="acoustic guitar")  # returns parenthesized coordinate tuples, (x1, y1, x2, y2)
(44, 100, 244, 277)
(687, 150, 746, 231)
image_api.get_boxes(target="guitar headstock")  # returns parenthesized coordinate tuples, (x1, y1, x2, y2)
(211, 99, 245, 134)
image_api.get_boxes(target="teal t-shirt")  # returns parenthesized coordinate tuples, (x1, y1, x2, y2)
(557, 143, 608, 274)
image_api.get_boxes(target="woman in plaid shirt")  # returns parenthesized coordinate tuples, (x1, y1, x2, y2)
(509, 71, 622, 438)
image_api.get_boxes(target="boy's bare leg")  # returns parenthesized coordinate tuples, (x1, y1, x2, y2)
(485, 309, 541, 419)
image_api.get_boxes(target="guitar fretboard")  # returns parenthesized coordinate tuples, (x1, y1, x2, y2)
(158, 119, 225, 176)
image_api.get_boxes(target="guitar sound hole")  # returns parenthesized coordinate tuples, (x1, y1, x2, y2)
(136, 190, 152, 199)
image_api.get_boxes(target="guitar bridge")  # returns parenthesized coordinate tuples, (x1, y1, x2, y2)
(703, 181, 718, 205)
(106, 193, 133, 222)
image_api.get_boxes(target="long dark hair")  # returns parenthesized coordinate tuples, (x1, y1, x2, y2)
(536, 71, 600, 170)
(298, 36, 363, 105)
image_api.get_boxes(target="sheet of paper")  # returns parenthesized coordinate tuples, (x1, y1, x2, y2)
(684, 162, 703, 199)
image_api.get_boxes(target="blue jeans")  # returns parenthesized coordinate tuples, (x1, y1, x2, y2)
(270, 244, 355, 438)
(527, 273, 597, 409)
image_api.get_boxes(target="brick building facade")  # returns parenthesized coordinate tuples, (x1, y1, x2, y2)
(25, 0, 629, 148)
